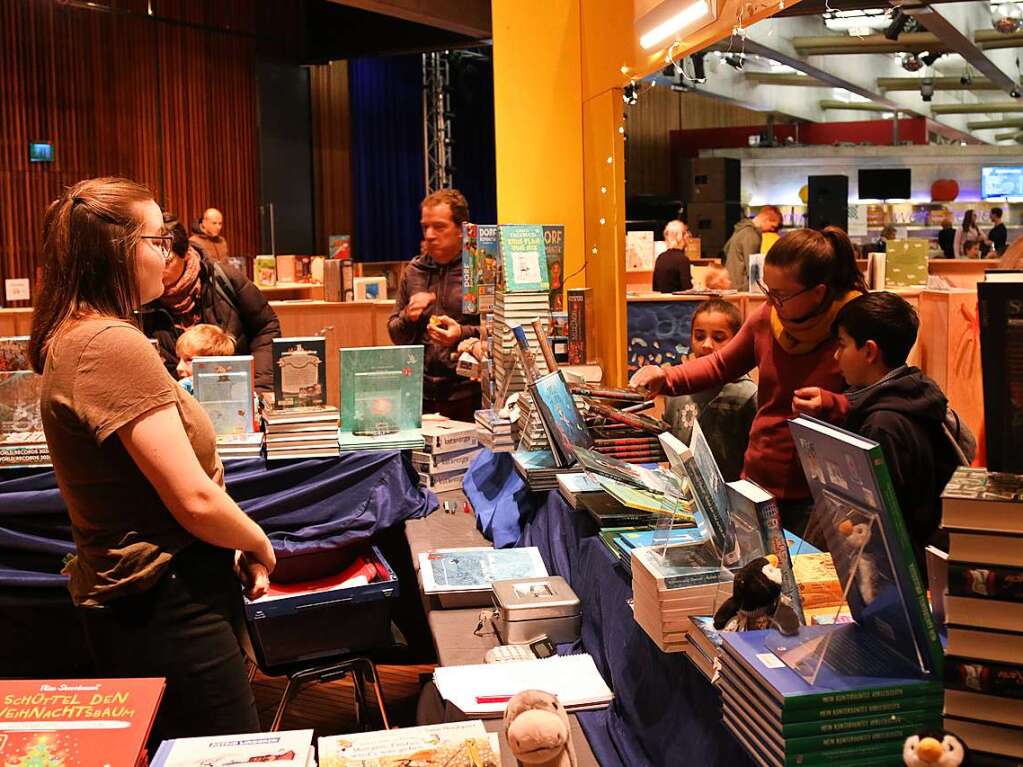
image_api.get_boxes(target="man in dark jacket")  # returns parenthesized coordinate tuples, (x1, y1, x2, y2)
(190, 208, 229, 263)
(144, 213, 280, 392)
(797, 292, 962, 570)
(388, 189, 480, 421)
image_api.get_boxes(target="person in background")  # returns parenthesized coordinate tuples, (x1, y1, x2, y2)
(631, 227, 866, 536)
(28, 177, 273, 743)
(175, 323, 237, 394)
(652, 220, 693, 293)
(703, 262, 732, 291)
(963, 239, 982, 260)
(663, 299, 756, 481)
(143, 213, 280, 393)
(953, 209, 985, 258)
(937, 215, 956, 259)
(988, 207, 1008, 257)
(388, 189, 480, 421)
(793, 292, 964, 569)
(863, 224, 896, 255)
(190, 208, 229, 263)
(723, 205, 782, 291)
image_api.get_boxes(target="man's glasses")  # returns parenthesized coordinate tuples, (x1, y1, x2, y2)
(141, 235, 175, 262)
(756, 279, 818, 307)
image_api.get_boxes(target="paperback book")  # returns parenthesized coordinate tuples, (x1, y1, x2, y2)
(319, 721, 499, 767)
(152, 729, 314, 767)
(418, 547, 548, 594)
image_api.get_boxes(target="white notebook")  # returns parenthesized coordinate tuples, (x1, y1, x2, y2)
(433, 653, 614, 717)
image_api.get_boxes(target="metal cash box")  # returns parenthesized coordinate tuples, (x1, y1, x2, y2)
(491, 576, 581, 645)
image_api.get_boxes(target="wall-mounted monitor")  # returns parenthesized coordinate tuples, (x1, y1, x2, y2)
(982, 166, 1023, 199)
(28, 142, 54, 163)
(857, 168, 911, 200)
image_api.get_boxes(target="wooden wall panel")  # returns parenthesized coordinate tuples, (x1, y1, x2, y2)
(310, 60, 354, 255)
(625, 88, 767, 197)
(0, 0, 260, 308)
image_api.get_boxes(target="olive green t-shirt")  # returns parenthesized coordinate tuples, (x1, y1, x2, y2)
(40, 318, 224, 607)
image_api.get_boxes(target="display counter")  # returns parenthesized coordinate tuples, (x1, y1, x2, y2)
(258, 283, 325, 301)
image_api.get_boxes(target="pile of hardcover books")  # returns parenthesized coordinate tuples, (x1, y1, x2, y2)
(474, 408, 514, 452)
(412, 417, 480, 494)
(718, 630, 944, 767)
(684, 615, 722, 681)
(263, 405, 340, 460)
(940, 467, 1023, 762)
(215, 431, 265, 459)
(264, 337, 339, 459)
(512, 449, 582, 491)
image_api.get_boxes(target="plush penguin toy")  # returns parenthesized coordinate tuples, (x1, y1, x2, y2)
(713, 555, 801, 635)
(903, 728, 971, 767)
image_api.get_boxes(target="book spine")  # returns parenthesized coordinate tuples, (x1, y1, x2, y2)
(786, 684, 944, 717)
(948, 562, 1023, 603)
(945, 656, 1023, 699)
(779, 707, 941, 739)
(784, 720, 940, 759)
(567, 289, 587, 365)
(780, 733, 922, 766)
(756, 496, 805, 623)
(461, 222, 478, 315)
(869, 443, 945, 676)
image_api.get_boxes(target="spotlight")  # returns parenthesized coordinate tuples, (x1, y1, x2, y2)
(885, 8, 910, 41)
(623, 82, 639, 105)
(921, 51, 943, 66)
(960, 72, 973, 85)
(725, 53, 745, 70)
(691, 52, 707, 82)
(1013, 88, 1022, 98)
(902, 53, 924, 72)
(992, 2, 1023, 33)
(921, 78, 935, 102)
(662, 64, 676, 78)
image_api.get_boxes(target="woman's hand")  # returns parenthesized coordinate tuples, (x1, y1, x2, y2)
(629, 365, 667, 395)
(236, 551, 271, 600)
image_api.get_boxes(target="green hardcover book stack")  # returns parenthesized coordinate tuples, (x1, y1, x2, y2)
(338, 345, 425, 452)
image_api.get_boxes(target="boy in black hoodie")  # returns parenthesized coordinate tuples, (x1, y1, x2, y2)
(795, 292, 961, 569)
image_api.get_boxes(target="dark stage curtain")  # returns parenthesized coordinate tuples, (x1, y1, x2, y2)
(349, 54, 426, 263)
(450, 50, 497, 226)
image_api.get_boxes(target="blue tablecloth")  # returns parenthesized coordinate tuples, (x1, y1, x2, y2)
(464, 449, 753, 767)
(0, 451, 437, 595)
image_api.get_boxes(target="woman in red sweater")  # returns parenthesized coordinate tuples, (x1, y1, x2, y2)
(631, 227, 867, 535)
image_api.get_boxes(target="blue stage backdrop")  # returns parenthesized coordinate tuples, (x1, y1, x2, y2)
(349, 50, 497, 264)
(627, 299, 699, 376)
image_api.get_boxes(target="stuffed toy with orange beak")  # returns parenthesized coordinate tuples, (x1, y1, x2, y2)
(903, 728, 970, 767)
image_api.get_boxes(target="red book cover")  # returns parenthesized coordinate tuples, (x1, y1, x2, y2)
(0, 678, 164, 767)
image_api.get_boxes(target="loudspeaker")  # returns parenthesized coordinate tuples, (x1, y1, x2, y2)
(807, 175, 849, 231)
(686, 202, 742, 257)
(689, 158, 741, 203)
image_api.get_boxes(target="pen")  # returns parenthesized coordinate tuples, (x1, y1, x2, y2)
(475, 694, 516, 704)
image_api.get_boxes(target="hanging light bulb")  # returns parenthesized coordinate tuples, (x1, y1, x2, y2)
(992, 2, 1023, 33)
(901, 52, 924, 72)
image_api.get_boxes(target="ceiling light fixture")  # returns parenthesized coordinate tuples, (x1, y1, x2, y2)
(902, 53, 924, 72)
(921, 78, 935, 101)
(639, 0, 716, 50)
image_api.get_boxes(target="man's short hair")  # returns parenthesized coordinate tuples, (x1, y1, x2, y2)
(992, 207, 1003, 219)
(833, 292, 919, 369)
(176, 323, 237, 358)
(758, 205, 783, 226)
(162, 212, 190, 258)
(421, 189, 469, 226)
(693, 297, 743, 335)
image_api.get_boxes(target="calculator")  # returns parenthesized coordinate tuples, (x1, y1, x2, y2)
(483, 635, 557, 663)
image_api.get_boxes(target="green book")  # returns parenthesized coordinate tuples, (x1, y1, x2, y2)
(339, 345, 423, 437)
(498, 224, 550, 292)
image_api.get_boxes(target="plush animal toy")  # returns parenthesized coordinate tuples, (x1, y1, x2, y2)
(903, 728, 970, 767)
(503, 690, 577, 767)
(713, 555, 801, 635)
(838, 519, 880, 604)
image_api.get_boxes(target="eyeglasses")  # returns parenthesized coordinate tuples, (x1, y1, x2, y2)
(140, 235, 175, 262)
(756, 279, 819, 307)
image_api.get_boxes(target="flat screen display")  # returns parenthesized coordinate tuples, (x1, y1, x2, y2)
(28, 142, 53, 163)
(982, 166, 1023, 199)
(857, 168, 911, 200)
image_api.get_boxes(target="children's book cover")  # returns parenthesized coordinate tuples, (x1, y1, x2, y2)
(499, 225, 549, 293)
(192, 355, 256, 435)
(272, 337, 327, 409)
(339, 346, 423, 436)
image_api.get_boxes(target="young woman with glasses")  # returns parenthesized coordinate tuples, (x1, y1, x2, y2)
(631, 227, 867, 536)
(28, 177, 275, 742)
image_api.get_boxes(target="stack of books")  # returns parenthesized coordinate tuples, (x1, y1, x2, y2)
(718, 630, 943, 767)
(514, 389, 553, 452)
(591, 427, 667, 463)
(492, 291, 552, 408)
(630, 542, 723, 653)
(940, 466, 1023, 763)
(154, 730, 314, 767)
(215, 432, 265, 459)
(263, 405, 340, 460)
(412, 418, 480, 494)
(684, 615, 723, 681)
(319, 721, 501, 766)
(511, 449, 582, 491)
(600, 526, 704, 573)
(475, 408, 514, 452)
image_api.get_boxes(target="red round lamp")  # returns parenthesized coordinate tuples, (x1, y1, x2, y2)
(931, 179, 959, 202)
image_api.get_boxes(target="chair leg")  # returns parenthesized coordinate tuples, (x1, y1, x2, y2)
(270, 674, 302, 732)
(357, 658, 390, 730)
(352, 666, 367, 730)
